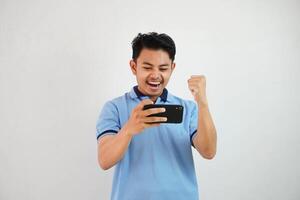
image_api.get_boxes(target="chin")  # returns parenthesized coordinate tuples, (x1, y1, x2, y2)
(147, 86, 163, 94)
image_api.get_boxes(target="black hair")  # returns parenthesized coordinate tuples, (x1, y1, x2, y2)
(131, 32, 176, 62)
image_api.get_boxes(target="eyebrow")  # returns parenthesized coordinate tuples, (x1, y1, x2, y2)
(142, 62, 170, 67)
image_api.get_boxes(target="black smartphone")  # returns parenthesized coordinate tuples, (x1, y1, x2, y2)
(143, 104, 184, 123)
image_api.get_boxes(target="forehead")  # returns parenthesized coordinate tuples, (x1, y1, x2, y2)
(137, 48, 172, 64)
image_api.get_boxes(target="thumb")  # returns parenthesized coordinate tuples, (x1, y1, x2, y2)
(138, 99, 154, 109)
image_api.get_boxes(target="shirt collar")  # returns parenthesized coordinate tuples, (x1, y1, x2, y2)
(130, 85, 168, 102)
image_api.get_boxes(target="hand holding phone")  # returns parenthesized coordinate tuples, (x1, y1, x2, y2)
(124, 99, 168, 136)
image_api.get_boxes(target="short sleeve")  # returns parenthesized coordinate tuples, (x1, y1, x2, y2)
(96, 101, 121, 140)
(189, 102, 198, 147)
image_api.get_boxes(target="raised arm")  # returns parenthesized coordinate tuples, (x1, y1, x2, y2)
(188, 75, 217, 159)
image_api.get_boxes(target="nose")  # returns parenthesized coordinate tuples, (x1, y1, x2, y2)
(149, 68, 160, 79)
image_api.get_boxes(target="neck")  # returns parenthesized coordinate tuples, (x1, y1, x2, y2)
(150, 96, 158, 103)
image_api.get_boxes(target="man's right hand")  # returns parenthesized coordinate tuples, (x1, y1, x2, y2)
(98, 99, 167, 170)
(124, 99, 167, 136)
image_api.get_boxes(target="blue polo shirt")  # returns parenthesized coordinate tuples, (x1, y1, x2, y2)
(96, 86, 199, 200)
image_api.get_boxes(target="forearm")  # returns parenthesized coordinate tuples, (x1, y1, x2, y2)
(98, 125, 133, 170)
(194, 103, 217, 159)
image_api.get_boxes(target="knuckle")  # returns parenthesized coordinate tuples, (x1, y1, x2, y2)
(155, 108, 162, 113)
(146, 110, 151, 115)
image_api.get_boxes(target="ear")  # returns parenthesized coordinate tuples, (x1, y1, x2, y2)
(171, 62, 176, 72)
(129, 60, 137, 75)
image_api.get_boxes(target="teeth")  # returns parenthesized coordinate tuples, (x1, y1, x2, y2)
(148, 81, 160, 85)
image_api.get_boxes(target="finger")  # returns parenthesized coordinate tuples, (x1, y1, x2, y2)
(142, 107, 166, 117)
(188, 79, 200, 84)
(190, 89, 199, 94)
(191, 75, 204, 78)
(188, 82, 199, 87)
(188, 85, 198, 90)
(188, 78, 202, 83)
(188, 85, 199, 93)
(144, 122, 161, 128)
(143, 116, 167, 123)
(189, 76, 205, 80)
(137, 99, 153, 109)
(188, 83, 201, 87)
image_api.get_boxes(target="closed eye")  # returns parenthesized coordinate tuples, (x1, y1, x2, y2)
(160, 68, 168, 71)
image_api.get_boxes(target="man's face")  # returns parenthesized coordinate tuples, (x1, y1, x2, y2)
(130, 48, 176, 101)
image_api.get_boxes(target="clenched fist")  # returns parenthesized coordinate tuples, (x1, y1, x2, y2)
(188, 75, 208, 106)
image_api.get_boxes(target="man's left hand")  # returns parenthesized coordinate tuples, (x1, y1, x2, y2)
(188, 75, 208, 106)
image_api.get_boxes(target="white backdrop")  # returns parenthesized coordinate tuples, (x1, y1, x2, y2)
(1, 0, 299, 199)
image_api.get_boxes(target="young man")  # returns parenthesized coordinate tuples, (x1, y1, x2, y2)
(96, 32, 217, 200)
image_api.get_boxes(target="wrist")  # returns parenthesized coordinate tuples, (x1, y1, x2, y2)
(200, 101, 208, 107)
(196, 99, 209, 109)
(122, 123, 134, 138)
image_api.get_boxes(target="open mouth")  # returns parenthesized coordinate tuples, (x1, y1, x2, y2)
(147, 81, 161, 89)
